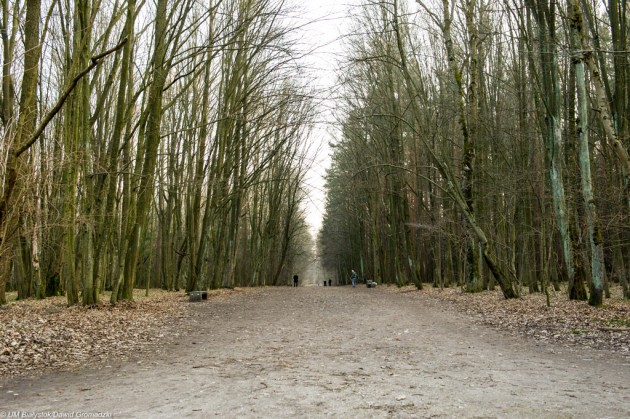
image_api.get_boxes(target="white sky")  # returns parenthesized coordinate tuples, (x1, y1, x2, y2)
(289, 0, 357, 238)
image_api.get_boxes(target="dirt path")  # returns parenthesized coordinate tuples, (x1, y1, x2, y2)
(2, 287, 629, 418)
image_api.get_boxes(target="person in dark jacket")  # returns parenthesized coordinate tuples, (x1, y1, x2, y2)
(293, 273, 299, 287)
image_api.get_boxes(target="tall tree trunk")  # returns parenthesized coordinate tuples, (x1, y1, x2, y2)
(14, 0, 42, 301)
(94, 0, 135, 303)
(568, 0, 606, 306)
(461, 0, 483, 292)
(0, 0, 42, 304)
(120, 0, 171, 301)
(524, 0, 576, 294)
(187, 30, 214, 292)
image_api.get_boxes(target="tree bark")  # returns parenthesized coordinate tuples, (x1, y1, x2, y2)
(0, 0, 42, 304)
(568, 0, 606, 306)
(120, 0, 171, 301)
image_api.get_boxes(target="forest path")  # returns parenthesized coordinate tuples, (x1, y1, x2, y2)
(2, 286, 629, 418)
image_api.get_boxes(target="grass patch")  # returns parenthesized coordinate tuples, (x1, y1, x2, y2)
(568, 328, 590, 335)
(602, 317, 630, 328)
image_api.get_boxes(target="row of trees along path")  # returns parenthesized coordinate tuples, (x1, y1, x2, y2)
(0, 0, 317, 305)
(2, 0, 630, 308)
(318, 0, 630, 307)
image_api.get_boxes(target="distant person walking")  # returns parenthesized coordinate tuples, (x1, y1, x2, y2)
(351, 269, 357, 288)
(293, 273, 299, 287)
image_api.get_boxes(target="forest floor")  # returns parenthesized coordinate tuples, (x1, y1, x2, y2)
(0, 285, 629, 418)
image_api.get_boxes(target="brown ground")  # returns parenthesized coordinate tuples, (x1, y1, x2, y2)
(1, 285, 629, 418)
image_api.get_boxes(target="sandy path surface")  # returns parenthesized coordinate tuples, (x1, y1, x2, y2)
(1, 286, 629, 418)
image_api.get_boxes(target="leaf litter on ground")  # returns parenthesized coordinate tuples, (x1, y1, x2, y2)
(386, 284, 630, 358)
(0, 289, 207, 377)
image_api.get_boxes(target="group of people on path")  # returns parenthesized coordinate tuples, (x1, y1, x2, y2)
(291, 269, 358, 287)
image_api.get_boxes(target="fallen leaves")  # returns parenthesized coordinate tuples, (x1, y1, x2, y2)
(0, 289, 192, 378)
(387, 284, 630, 357)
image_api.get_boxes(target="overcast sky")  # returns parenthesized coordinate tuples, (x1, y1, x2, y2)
(290, 0, 356, 238)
